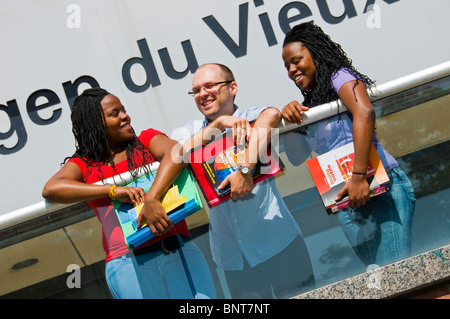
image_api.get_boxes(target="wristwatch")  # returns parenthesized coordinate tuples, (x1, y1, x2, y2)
(238, 165, 251, 175)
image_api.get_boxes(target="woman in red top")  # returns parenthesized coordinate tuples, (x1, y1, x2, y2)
(42, 88, 216, 299)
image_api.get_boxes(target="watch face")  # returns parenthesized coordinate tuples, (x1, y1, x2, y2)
(240, 166, 250, 174)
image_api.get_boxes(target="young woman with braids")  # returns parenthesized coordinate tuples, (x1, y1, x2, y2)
(42, 88, 216, 298)
(281, 22, 415, 267)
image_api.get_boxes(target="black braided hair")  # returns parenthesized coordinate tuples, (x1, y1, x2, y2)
(64, 87, 153, 183)
(283, 22, 375, 107)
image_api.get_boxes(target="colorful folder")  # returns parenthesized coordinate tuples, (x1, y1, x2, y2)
(112, 167, 202, 249)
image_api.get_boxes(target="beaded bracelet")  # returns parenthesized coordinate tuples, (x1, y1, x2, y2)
(109, 185, 117, 200)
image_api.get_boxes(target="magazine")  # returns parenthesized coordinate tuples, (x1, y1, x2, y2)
(112, 167, 203, 249)
(306, 142, 389, 214)
(201, 143, 282, 197)
(188, 130, 284, 206)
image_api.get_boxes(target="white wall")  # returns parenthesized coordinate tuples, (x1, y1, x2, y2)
(1, 0, 449, 215)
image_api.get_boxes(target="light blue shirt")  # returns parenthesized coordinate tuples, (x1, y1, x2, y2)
(176, 105, 302, 270)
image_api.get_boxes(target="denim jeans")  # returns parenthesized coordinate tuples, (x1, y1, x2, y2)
(105, 240, 217, 299)
(338, 166, 416, 267)
(225, 234, 315, 299)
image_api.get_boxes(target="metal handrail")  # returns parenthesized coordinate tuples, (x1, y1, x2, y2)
(1, 60, 449, 231)
(278, 60, 450, 134)
(0, 162, 160, 231)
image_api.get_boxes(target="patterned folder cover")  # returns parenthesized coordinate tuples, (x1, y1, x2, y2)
(113, 167, 202, 248)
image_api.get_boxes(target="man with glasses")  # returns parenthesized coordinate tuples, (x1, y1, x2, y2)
(175, 63, 314, 299)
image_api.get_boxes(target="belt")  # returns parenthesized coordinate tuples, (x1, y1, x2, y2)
(128, 235, 188, 257)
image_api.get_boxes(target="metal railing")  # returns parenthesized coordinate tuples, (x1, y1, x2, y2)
(278, 61, 450, 133)
(1, 60, 449, 231)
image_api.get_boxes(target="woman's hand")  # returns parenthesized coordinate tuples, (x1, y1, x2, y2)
(112, 186, 146, 205)
(136, 197, 173, 236)
(335, 174, 371, 208)
(281, 101, 309, 125)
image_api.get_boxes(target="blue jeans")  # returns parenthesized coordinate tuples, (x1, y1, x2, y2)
(105, 239, 217, 299)
(225, 235, 315, 299)
(338, 166, 416, 267)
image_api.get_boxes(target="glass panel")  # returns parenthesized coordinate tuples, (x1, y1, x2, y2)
(0, 77, 448, 299)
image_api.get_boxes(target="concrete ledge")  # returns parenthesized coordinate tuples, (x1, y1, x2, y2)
(293, 244, 450, 299)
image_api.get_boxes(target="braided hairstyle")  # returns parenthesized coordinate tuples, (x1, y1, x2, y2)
(64, 87, 153, 183)
(283, 22, 375, 107)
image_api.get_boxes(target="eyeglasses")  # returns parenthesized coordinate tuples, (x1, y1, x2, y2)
(188, 81, 233, 96)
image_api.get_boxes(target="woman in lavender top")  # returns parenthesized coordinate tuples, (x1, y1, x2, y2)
(281, 22, 415, 267)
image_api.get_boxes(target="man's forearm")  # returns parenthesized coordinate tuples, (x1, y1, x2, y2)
(244, 107, 281, 169)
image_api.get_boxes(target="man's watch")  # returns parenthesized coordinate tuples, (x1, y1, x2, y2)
(238, 165, 251, 175)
